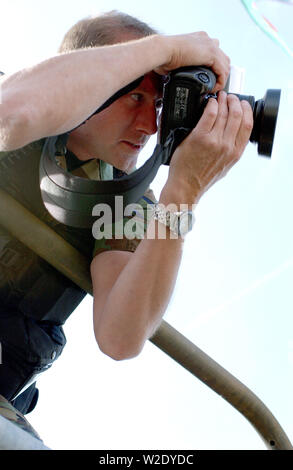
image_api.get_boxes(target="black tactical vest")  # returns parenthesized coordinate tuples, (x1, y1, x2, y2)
(0, 139, 93, 324)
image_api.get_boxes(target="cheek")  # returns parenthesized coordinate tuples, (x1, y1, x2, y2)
(93, 110, 126, 137)
(91, 113, 111, 131)
(83, 101, 134, 148)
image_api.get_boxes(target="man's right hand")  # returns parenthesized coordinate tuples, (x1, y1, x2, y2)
(155, 31, 230, 92)
(160, 91, 254, 207)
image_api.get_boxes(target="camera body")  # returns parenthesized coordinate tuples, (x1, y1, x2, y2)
(159, 66, 281, 163)
(159, 66, 216, 164)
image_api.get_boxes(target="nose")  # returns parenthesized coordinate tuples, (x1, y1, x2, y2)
(134, 103, 158, 136)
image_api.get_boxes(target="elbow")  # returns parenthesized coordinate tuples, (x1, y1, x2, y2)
(96, 334, 145, 362)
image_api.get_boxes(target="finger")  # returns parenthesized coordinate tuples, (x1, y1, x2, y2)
(211, 50, 231, 92)
(195, 97, 218, 133)
(212, 91, 228, 134)
(223, 94, 243, 142)
(235, 100, 254, 151)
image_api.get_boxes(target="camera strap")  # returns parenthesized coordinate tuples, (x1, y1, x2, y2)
(39, 129, 184, 228)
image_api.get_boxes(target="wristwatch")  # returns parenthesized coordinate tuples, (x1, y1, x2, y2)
(153, 205, 195, 238)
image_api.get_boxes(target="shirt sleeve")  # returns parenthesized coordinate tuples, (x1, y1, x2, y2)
(92, 187, 157, 258)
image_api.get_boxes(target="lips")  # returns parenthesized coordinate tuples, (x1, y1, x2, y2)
(121, 141, 144, 151)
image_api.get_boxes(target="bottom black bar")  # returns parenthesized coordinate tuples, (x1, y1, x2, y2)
(1, 449, 292, 465)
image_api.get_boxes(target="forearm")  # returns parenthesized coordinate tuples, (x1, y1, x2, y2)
(0, 35, 168, 149)
(92, 184, 196, 360)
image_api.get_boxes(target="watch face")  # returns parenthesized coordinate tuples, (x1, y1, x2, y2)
(179, 212, 194, 236)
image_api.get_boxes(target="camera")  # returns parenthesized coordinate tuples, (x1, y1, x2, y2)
(159, 66, 281, 164)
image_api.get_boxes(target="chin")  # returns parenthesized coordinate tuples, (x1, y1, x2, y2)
(116, 156, 137, 173)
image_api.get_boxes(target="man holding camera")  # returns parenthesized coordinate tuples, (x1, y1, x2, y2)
(0, 11, 253, 418)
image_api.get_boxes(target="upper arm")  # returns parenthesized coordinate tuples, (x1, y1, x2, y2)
(90, 250, 132, 338)
(90, 187, 157, 350)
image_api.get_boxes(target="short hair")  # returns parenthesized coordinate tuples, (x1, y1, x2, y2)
(58, 10, 158, 53)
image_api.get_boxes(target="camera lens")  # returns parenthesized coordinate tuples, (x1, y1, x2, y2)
(235, 89, 281, 157)
(251, 89, 281, 157)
